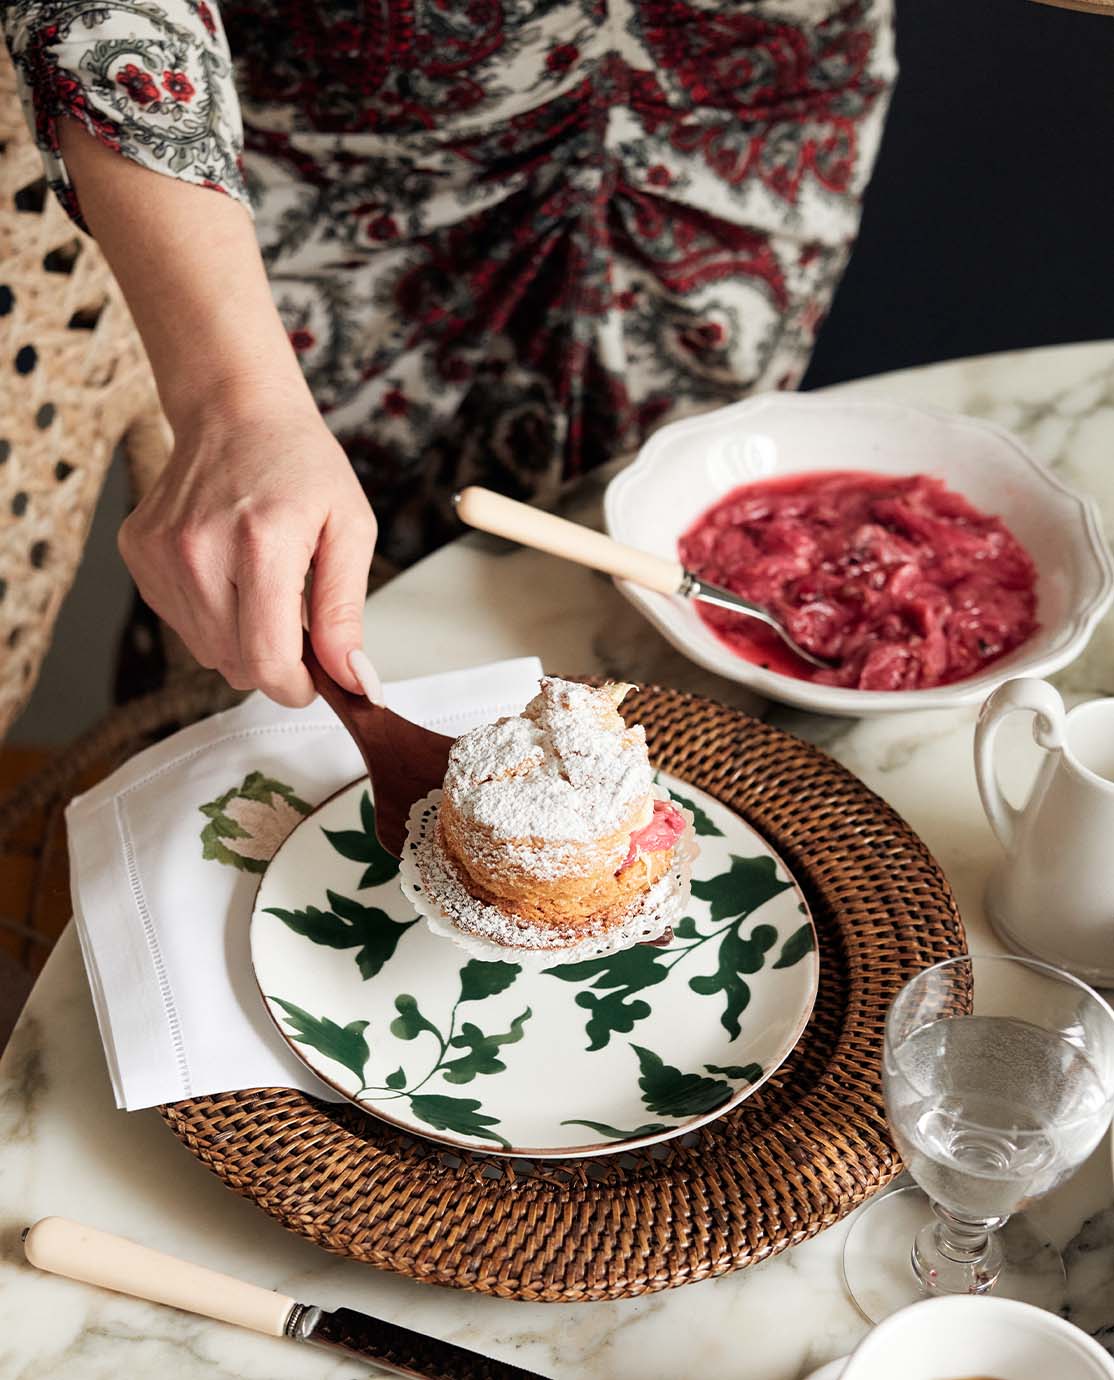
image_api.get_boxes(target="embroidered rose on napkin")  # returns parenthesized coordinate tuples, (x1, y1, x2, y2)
(199, 772, 311, 873)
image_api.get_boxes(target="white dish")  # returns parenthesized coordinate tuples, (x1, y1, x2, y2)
(836, 1294, 1114, 1380)
(604, 394, 1114, 715)
(250, 773, 818, 1158)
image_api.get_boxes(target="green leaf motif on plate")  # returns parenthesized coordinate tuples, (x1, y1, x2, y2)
(458, 959, 521, 1003)
(269, 998, 370, 1084)
(390, 993, 441, 1043)
(321, 791, 401, 889)
(200, 771, 311, 874)
(265, 889, 417, 980)
(272, 976, 524, 1147)
(684, 853, 794, 1039)
(666, 788, 725, 838)
(545, 851, 795, 1049)
(631, 1044, 733, 1118)
(705, 1062, 762, 1082)
(408, 1094, 510, 1149)
(389, 976, 531, 1086)
(690, 854, 791, 922)
(559, 1119, 671, 1140)
(688, 923, 778, 1041)
(544, 946, 670, 1051)
(572, 989, 654, 1052)
(441, 1010, 532, 1084)
(772, 923, 816, 969)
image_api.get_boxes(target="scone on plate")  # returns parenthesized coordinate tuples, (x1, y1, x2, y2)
(406, 677, 695, 955)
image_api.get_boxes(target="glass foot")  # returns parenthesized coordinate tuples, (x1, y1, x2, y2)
(842, 1183, 1066, 1324)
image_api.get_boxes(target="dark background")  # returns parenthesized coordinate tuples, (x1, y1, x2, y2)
(803, 0, 1114, 389)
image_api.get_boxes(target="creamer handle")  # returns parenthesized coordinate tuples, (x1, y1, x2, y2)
(974, 678, 1065, 853)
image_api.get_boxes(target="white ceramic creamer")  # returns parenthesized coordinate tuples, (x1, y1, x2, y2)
(976, 677, 1114, 986)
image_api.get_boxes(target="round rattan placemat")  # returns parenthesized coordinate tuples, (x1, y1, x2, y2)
(160, 685, 966, 1302)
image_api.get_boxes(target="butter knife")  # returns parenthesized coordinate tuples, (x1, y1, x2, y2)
(24, 1218, 549, 1380)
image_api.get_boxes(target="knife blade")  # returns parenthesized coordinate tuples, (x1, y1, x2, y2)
(293, 1303, 549, 1379)
(24, 1218, 550, 1380)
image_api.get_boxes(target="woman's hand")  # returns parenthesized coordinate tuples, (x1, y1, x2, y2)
(120, 390, 376, 706)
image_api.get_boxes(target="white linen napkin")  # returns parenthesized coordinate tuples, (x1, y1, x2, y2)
(66, 658, 544, 1111)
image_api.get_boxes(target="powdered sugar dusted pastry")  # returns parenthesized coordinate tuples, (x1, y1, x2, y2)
(406, 677, 695, 953)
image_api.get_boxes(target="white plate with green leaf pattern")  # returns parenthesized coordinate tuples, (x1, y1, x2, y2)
(250, 773, 819, 1157)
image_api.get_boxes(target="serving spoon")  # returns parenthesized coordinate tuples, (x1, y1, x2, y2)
(302, 633, 454, 858)
(454, 486, 833, 671)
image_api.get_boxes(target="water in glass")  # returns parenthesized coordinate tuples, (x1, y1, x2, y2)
(889, 1015, 1109, 1221)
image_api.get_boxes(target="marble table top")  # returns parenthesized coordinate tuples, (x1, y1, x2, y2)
(3, 341, 1114, 1379)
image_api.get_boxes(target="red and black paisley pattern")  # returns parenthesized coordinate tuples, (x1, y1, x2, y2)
(6, 0, 895, 565)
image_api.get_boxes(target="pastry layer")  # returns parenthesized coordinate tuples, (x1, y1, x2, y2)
(438, 810, 677, 929)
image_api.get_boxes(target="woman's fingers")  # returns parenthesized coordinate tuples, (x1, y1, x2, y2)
(348, 649, 384, 705)
(235, 530, 315, 708)
(309, 507, 377, 693)
(120, 513, 239, 674)
(216, 662, 256, 693)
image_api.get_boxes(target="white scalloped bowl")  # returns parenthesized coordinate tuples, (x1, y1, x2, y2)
(604, 394, 1114, 715)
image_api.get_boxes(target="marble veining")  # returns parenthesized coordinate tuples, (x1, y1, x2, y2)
(2, 343, 1114, 1378)
(1064, 1208, 1114, 1350)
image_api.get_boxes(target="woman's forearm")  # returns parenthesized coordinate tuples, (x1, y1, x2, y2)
(59, 120, 377, 705)
(58, 119, 310, 428)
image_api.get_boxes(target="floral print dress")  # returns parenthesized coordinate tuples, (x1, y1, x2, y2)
(6, 0, 895, 567)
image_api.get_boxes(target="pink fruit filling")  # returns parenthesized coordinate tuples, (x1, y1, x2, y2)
(619, 799, 686, 872)
(678, 470, 1039, 691)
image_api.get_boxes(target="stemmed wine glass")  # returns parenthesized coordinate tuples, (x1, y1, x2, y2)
(843, 954, 1114, 1323)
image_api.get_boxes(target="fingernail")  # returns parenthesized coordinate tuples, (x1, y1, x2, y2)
(348, 649, 384, 705)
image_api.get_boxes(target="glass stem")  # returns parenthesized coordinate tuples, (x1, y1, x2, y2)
(932, 1202, 1007, 1263)
(911, 1200, 1008, 1296)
